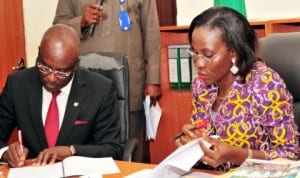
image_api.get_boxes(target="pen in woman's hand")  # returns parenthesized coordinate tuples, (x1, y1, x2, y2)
(171, 120, 209, 140)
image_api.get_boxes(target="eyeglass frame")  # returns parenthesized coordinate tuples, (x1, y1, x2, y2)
(187, 48, 228, 65)
(37, 61, 74, 79)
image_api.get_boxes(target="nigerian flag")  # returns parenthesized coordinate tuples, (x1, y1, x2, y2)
(214, 0, 247, 17)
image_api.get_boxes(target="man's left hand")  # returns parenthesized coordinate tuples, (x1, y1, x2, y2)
(33, 146, 72, 166)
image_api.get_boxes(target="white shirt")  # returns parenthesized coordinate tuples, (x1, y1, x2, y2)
(42, 77, 73, 128)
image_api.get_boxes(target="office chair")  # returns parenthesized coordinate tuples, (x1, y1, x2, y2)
(257, 32, 300, 131)
(79, 52, 138, 161)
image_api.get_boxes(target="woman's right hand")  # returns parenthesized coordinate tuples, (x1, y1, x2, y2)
(175, 124, 206, 147)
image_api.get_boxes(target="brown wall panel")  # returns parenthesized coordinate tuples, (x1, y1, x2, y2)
(0, 0, 26, 91)
(156, 0, 177, 26)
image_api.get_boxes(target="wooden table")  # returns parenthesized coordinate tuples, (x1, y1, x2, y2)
(0, 160, 222, 178)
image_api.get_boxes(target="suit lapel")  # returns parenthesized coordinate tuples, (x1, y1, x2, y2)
(56, 70, 86, 145)
(27, 70, 48, 148)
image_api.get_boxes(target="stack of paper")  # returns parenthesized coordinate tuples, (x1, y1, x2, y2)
(144, 95, 162, 140)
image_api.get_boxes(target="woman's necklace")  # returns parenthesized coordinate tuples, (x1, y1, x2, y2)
(216, 87, 231, 101)
(216, 96, 226, 100)
(216, 76, 237, 101)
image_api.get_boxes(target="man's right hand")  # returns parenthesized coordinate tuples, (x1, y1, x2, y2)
(2, 142, 28, 167)
(81, 3, 103, 28)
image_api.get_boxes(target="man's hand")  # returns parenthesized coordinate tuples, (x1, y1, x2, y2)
(144, 84, 162, 106)
(33, 146, 72, 166)
(81, 3, 103, 28)
(2, 142, 28, 168)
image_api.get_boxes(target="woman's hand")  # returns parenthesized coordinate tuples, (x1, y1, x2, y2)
(175, 124, 206, 147)
(199, 135, 241, 167)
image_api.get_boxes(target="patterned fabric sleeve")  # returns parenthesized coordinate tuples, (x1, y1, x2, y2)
(251, 66, 298, 160)
(191, 76, 216, 123)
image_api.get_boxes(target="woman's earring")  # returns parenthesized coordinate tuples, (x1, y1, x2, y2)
(230, 58, 239, 75)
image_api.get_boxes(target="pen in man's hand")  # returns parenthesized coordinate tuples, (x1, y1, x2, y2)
(18, 130, 24, 154)
(171, 120, 209, 140)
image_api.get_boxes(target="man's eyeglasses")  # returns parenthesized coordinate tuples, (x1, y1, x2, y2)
(37, 62, 73, 79)
(187, 49, 227, 65)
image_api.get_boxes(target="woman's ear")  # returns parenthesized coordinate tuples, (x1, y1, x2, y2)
(229, 49, 238, 60)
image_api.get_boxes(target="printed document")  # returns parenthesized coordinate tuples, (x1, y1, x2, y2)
(8, 156, 120, 178)
(125, 137, 212, 178)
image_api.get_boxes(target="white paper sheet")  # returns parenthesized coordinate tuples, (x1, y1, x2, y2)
(8, 156, 119, 178)
(182, 171, 216, 178)
(144, 95, 162, 140)
(125, 137, 212, 178)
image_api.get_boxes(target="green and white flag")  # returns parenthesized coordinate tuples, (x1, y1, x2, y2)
(214, 0, 247, 17)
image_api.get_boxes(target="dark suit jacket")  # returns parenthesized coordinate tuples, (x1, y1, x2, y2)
(0, 67, 123, 160)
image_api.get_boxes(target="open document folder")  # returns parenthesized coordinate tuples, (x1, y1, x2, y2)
(144, 95, 162, 140)
(125, 137, 215, 178)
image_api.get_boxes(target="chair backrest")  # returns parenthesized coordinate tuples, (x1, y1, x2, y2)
(257, 32, 300, 130)
(78, 52, 129, 144)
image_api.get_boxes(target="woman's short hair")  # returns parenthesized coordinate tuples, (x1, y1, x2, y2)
(188, 6, 258, 81)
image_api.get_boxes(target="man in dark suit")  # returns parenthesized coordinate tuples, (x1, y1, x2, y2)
(0, 24, 123, 167)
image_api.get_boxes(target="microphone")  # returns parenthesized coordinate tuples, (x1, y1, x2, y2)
(88, 0, 104, 37)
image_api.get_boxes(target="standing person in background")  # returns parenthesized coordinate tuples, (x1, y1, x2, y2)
(53, 0, 161, 163)
(175, 6, 298, 172)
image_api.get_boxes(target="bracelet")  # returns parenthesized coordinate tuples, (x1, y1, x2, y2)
(247, 149, 253, 159)
(262, 151, 269, 160)
(69, 145, 76, 155)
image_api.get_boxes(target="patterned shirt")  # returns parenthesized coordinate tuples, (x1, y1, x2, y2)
(191, 61, 298, 161)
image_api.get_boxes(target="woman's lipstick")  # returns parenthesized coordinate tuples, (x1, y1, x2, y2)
(198, 72, 208, 80)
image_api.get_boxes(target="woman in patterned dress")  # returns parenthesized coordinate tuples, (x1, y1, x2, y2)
(175, 6, 299, 171)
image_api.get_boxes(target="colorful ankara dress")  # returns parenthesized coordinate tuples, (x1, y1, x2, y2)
(191, 61, 298, 162)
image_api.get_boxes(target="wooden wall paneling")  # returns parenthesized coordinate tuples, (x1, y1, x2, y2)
(156, 0, 177, 26)
(250, 20, 268, 38)
(271, 24, 300, 33)
(0, 0, 25, 144)
(149, 27, 192, 163)
(0, 0, 26, 91)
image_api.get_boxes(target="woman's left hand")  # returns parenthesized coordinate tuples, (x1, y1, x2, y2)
(199, 135, 234, 168)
